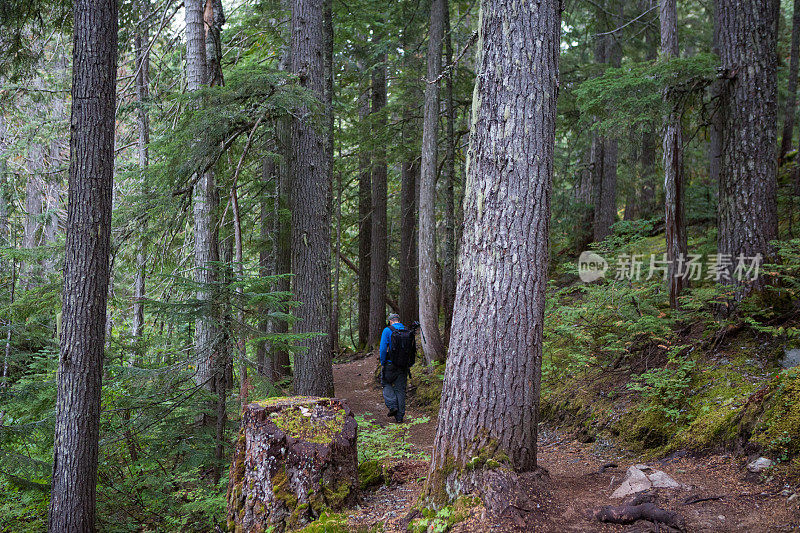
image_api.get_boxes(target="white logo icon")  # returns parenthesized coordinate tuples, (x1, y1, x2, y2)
(578, 251, 608, 282)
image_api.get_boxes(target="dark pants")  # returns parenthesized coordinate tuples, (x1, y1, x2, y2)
(381, 363, 407, 422)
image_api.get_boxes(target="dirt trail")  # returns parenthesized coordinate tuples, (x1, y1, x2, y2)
(333, 357, 800, 532)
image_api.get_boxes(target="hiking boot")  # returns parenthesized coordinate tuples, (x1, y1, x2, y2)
(394, 415, 404, 424)
(387, 408, 398, 418)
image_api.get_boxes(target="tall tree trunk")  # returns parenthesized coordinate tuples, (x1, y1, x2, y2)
(204, 0, 225, 87)
(131, 0, 150, 348)
(290, 0, 334, 396)
(594, 18, 621, 242)
(639, 20, 658, 219)
(357, 58, 371, 350)
(715, 0, 779, 293)
(427, 0, 560, 502)
(442, 0, 457, 345)
(369, 39, 388, 351)
(575, 145, 594, 252)
(419, 0, 447, 364)
(273, 9, 292, 380)
(661, 0, 687, 309)
(587, 31, 605, 246)
(48, 0, 117, 528)
(781, 0, 800, 163)
(187, 0, 221, 391)
(399, 158, 419, 325)
(709, 6, 723, 195)
(257, 158, 275, 377)
(0, 112, 10, 386)
(324, 0, 337, 353)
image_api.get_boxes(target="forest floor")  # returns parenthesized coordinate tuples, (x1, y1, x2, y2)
(332, 355, 800, 532)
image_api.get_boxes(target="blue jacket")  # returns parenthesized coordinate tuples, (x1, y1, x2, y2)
(379, 323, 405, 365)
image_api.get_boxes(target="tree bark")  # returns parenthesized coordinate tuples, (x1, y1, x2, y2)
(427, 0, 559, 502)
(290, 0, 334, 396)
(273, 7, 292, 380)
(399, 158, 419, 325)
(442, 0, 457, 345)
(781, 0, 800, 163)
(256, 159, 275, 377)
(368, 40, 388, 351)
(324, 0, 337, 354)
(419, 0, 447, 364)
(715, 0, 779, 293)
(639, 22, 658, 219)
(131, 0, 150, 347)
(188, 0, 222, 391)
(48, 0, 117, 528)
(661, 0, 687, 309)
(357, 57, 372, 350)
(594, 17, 621, 242)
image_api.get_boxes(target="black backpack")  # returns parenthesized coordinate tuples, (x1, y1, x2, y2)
(387, 324, 416, 368)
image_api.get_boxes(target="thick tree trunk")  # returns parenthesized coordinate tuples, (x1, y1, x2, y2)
(290, 0, 334, 396)
(187, 0, 222, 391)
(48, 0, 117, 528)
(442, 0, 457, 345)
(427, 0, 559, 504)
(662, 0, 687, 309)
(357, 60, 372, 350)
(131, 0, 150, 346)
(780, 0, 800, 163)
(368, 41, 388, 351)
(419, 0, 447, 364)
(715, 0, 779, 293)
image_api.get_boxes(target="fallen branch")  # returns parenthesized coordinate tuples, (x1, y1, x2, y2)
(683, 495, 723, 505)
(594, 503, 685, 531)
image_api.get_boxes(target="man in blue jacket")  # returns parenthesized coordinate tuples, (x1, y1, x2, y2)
(380, 313, 407, 423)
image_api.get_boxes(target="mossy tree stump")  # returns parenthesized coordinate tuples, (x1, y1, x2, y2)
(226, 397, 358, 532)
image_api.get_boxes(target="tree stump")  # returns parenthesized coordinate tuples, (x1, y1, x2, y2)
(226, 397, 358, 532)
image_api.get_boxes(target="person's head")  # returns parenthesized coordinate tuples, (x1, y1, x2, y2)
(387, 313, 400, 325)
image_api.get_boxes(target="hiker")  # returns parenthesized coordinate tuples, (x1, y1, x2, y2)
(379, 313, 417, 423)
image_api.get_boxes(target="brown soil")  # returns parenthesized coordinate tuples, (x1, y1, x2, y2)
(332, 357, 800, 532)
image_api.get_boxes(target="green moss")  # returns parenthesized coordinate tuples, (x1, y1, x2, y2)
(268, 401, 346, 444)
(292, 511, 350, 533)
(321, 479, 352, 509)
(358, 459, 384, 489)
(751, 368, 800, 458)
(271, 469, 298, 510)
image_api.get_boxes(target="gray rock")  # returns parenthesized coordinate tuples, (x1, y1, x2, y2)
(747, 457, 774, 473)
(611, 466, 652, 498)
(782, 348, 800, 369)
(648, 470, 681, 488)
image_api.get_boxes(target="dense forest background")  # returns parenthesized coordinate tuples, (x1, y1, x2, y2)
(0, 0, 799, 530)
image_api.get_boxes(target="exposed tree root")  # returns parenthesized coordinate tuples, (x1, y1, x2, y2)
(593, 502, 686, 531)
